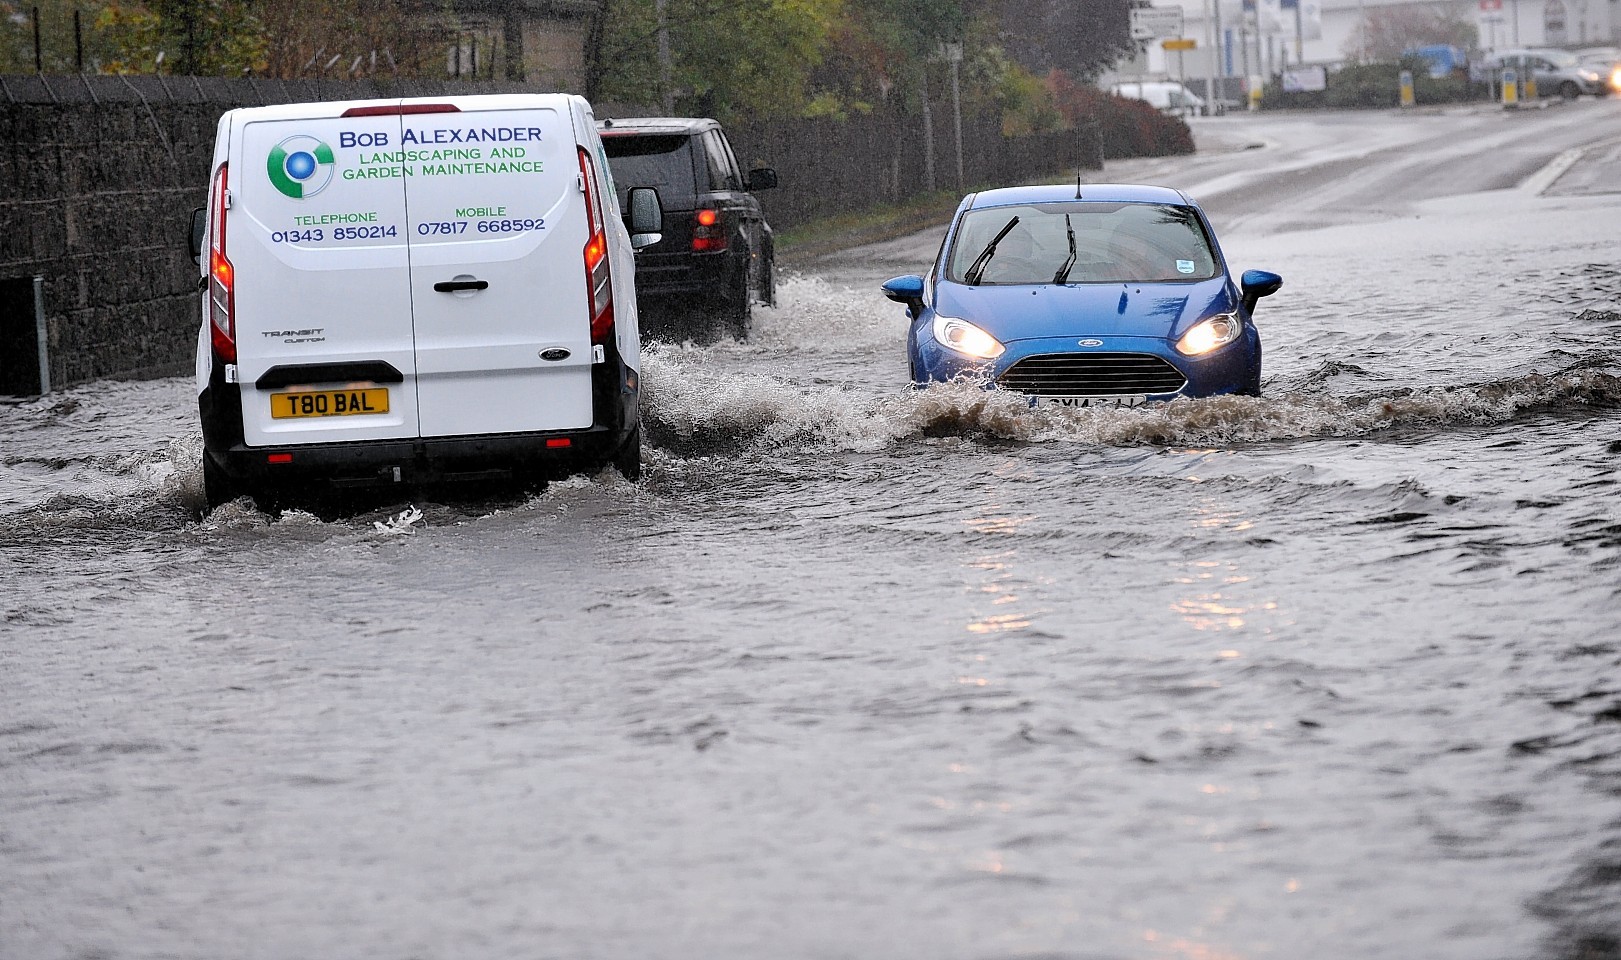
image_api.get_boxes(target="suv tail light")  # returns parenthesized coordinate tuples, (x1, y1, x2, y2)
(206, 163, 236, 363)
(692, 208, 727, 253)
(577, 147, 615, 345)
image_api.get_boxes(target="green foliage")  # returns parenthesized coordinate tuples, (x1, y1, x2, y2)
(594, 0, 843, 116)
(93, 2, 162, 72)
(0, 0, 228, 74)
(980, 51, 1061, 135)
(146, 0, 261, 74)
(1, 0, 89, 72)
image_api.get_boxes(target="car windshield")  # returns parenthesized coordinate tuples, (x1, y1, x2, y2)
(601, 133, 697, 211)
(1546, 51, 1580, 67)
(945, 201, 1218, 285)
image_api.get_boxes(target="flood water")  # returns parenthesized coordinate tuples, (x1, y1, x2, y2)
(3, 104, 1620, 960)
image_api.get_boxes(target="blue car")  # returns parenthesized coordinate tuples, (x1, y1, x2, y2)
(882, 184, 1282, 407)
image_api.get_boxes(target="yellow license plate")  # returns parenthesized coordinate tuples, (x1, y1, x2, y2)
(270, 387, 390, 419)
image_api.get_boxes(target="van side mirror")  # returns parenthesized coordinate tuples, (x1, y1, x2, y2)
(189, 207, 206, 264)
(1240, 269, 1283, 313)
(745, 167, 778, 191)
(628, 187, 662, 250)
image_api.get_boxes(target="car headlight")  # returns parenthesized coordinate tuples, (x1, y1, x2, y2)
(1581, 70, 1601, 82)
(1175, 312, 1242, 356)
(932, 314, 1005, 359)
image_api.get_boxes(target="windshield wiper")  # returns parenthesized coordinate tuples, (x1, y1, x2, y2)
(963, 216, 1020, 286)
(1052, 214, 1077, 284)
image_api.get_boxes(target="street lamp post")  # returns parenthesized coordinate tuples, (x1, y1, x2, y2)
(942, 42, 964, 191)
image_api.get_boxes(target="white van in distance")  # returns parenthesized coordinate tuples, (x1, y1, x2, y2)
(1109, 80, 1209, 115)
(191, 93, 662, 510)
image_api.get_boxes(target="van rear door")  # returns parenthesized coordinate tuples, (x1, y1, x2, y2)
(401, 98, 595, 437)
(231, 104, 417, 449)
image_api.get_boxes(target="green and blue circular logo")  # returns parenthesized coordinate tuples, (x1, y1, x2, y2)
(267, 135, 336, 199)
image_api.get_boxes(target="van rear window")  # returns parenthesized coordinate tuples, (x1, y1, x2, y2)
(602, 134, 697, 211)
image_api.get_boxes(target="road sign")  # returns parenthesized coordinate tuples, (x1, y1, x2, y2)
(1162, 38, 1197, 50)
(1130, 7, 1185, 40)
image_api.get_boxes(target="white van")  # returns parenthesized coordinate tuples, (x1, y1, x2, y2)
(1109, 81, 1208, 115)
(191, 93, 662, 510)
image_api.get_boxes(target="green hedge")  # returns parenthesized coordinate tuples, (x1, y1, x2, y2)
(1260, 58, 1478, 109)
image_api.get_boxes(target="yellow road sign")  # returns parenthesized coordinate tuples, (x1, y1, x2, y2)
(1162, 38, 1197, 50)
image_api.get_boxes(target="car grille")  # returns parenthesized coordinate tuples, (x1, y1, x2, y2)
(997, 352, 1187, 396)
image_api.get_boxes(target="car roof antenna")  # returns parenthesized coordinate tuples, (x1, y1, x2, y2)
(1075, 168, 1083, 199)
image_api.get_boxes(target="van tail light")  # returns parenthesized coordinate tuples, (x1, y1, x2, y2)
(206, 163, 236, 364)
(691, 208, 727, 252)
(577, 146, 615, 345)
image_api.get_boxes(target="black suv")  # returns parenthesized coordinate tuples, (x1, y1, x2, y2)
(598, 117, 777, 339)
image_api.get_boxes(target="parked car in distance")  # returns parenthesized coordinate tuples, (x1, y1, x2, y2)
(1575, 46, 1621, 93)
(1482, 48, 1607, 98)
(882, 183, 1282, 406)
(597, 117, 777, 340)
(1109, 80, 1209, 116)
(190, 93, 662, 512)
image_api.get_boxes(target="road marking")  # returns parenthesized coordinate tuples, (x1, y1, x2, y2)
(1520, 147, 1585, 196)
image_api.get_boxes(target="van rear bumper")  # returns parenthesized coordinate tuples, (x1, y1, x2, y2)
(199, 345, 640, 497)
(207, 423, 632, 492)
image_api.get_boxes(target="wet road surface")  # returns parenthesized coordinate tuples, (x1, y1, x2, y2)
(3, 102, 1621, 960)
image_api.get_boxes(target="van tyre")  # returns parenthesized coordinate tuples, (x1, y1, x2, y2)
(1560, 81, 1581, 100)
(613, 423, 643, 481)
(201, 453, 239, 512)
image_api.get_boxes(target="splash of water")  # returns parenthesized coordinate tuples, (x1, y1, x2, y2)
(641, 351, 1621, 455)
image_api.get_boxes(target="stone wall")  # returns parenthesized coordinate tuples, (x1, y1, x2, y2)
(0, 74, 1107, 389)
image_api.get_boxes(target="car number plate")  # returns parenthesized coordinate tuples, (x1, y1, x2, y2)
(1041, 395, 1147, 409)
(270, 387, 390, 419)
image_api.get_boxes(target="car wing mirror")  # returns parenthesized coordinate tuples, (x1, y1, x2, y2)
(188, 207, 206, 264)
(1240, 269, 1283, 313)
(882, 275, 926, 318)
(746, 167, 778, 191)
(628, 187, 663, 251)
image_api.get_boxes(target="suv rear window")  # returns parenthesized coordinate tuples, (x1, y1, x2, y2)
(602, 134, 697, 211)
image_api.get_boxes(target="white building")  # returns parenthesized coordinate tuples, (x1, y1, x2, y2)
(1124, 0, 1618, 86)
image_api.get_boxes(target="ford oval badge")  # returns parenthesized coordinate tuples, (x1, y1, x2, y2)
(540, 348, 571, 362)
(1078, 339, 1104, 347)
